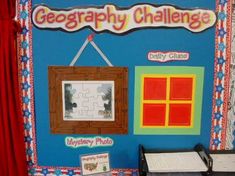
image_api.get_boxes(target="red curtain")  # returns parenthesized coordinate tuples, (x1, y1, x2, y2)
(0, 0, 28, 175)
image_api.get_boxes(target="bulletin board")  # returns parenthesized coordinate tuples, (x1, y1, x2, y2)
(17, 0, 234, 175)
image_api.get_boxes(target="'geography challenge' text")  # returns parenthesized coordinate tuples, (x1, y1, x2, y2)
(32, 4, 217, 33)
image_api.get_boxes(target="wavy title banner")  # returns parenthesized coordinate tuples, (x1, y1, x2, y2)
(32, 4, 217, 34)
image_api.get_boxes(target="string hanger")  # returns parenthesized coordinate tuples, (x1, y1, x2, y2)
(69, 34, 113, 67)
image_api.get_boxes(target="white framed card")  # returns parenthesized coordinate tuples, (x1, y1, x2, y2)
(80, 152, 111, 175)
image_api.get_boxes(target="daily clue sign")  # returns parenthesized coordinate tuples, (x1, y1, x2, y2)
(32, 4, 217, 34)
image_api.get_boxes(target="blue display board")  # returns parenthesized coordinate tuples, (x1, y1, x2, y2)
(32, 0, 216, 169)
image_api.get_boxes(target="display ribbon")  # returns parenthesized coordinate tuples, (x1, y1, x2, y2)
(69, 34, 113, 66)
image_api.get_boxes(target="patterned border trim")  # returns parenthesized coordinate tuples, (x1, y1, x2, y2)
(16, 0, 138, 175)
(17, 0, 37, 168)
(210, 0, 232, 150)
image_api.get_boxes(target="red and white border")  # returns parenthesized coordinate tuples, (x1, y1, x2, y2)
(210, 0, 233, 150)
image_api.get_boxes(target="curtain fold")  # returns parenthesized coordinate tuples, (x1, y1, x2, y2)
(0, 0, 28, 175)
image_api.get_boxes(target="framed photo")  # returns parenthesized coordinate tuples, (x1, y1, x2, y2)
(48, 66, 128, 134)
(62, 80, 115, 121)
(80, 153, 111, 176)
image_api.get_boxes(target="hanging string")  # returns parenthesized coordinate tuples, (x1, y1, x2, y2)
(69, 34, 113, 67)
(69, 38, 89, 66)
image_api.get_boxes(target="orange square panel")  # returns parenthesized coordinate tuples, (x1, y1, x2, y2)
(170, 77, 193, 100)
(144, 77, 167, 100)
(143, 103, 166, 126)
(168, 104, 192, 126)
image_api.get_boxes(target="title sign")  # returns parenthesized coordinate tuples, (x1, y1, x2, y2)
(148, 51, 190, 62)
(32, 4, 217, 34)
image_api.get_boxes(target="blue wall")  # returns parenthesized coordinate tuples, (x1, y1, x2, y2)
(33, 0, 215, 168)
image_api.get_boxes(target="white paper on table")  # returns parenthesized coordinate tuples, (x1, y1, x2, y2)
(144, 152, 208, 173)
(210, 154, 235, 172)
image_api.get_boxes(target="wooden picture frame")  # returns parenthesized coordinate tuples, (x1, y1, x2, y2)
(48, 66, 128, 134)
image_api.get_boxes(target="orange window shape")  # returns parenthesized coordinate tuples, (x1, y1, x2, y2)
(134, 66, 204, 135)
(170, 77, 193, 100)
(143, 103, 166, 126)
(168, 103, 192, 126)
(144, 77, 167, 100)
(142, 76, 194, 127)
